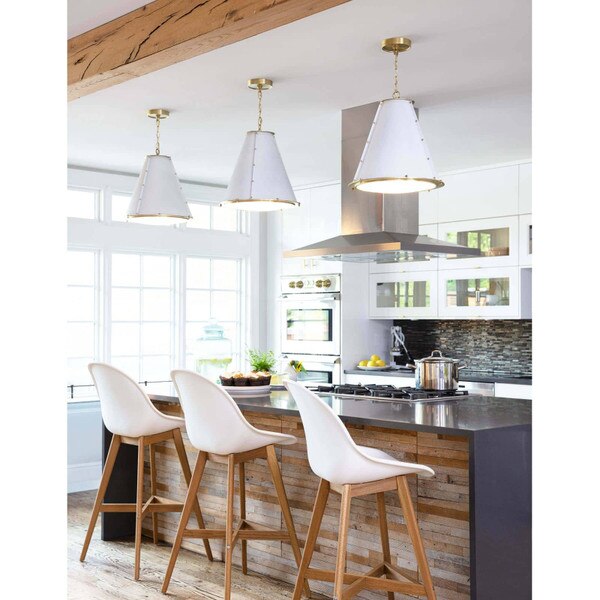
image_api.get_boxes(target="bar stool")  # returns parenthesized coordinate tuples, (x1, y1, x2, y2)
(80, 363, 213, 580)
(286, 380, 437, 600)
(162, 370, 310, 599)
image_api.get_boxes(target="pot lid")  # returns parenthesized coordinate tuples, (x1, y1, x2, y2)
(416, 350, 459, 363)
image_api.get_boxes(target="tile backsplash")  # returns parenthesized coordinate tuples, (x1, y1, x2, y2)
(393, 319, 532, 376)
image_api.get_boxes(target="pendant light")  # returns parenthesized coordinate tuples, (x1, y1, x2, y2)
(127, 109, 192, 225)
(350, 38, 444, 194)
(221, 78, 299, 212)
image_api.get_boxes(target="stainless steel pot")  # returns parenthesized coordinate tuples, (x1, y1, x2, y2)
(409, 350, 467, 391)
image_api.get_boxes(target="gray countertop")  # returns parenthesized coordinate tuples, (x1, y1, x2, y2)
(150, 389, 531, 437)
(344, 368, 532, 385)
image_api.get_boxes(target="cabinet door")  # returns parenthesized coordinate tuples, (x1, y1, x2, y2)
(495, 383, 532, 400)
(369, 224, 439, 273)
(519, 214, 532, 266)
(281, 189, 311, 251)
(438, 166, 519, 221)
(518, 163, 532, 214)
(307, 184, 342, 274)
(438, 267, 521, 318)
(438, 216, 519, 270)
(370, 271, 438, 319)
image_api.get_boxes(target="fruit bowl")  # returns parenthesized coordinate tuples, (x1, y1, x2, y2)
(356, 364, 390, 371)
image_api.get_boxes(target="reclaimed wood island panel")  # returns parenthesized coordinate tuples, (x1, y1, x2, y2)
(100, 392, 531, 600)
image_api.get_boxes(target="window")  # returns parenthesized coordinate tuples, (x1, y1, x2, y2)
(67, 249, 99, 400)
(67, 188, 97, 219)
(185, 257, 243, 371)
(185, 201, 241, 232)
(111, 192, 131, 222)
(111, 253, 174, 388)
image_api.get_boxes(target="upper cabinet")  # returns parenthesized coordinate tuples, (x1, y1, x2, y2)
(281, 183, 341, 275)
(438, 216, 520, 269)
(519, 214, 532, 266)
(437, 165, 519, 222)
(518, 163, 532, 214)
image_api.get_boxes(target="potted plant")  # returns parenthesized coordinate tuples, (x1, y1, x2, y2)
(284, 359, 306, 382)
(246, 348, 276, 385)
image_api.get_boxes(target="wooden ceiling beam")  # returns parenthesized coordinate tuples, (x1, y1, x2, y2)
(68, 0, 351, 101)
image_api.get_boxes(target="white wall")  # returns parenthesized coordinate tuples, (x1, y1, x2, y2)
(68, 402, 102, 492)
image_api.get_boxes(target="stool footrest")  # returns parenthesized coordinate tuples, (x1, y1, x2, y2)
(305, 563, 426, 598)
(183, 528, 227, 539)
(100, 503, 137, 513)
(141, 495, 185, 517)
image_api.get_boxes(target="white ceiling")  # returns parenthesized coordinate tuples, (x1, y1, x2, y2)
(67, 0, 531, 187)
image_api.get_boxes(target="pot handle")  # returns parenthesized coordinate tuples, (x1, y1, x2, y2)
(458, 363, 469, 370)
(405, 363, 416, 369)
(431, 350, 443, 357)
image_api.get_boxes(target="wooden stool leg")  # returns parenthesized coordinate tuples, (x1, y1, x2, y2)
(292, 478, 330, 600)
(238, 462, 248, 575)
(149, 443, 158, 544)
(161, 451, 208, 594)
(333, 485, 352, 600)
(172, 428, 213, 561)
(396, 477, 436, 600)
(224, 454, 236, 600)
(134, 438, 145, 580)
(376, 492, 395, 600)
(80, 434, 121, 561)
(266, 445, 312, 597)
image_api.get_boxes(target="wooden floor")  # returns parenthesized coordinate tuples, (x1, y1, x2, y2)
(68, 490, 313, 600)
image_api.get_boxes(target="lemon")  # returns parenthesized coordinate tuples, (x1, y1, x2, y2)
(358, 360, 369, 367)
(367, 360, 377, 367)
(370, 354, 380, 362)
(375, 359, 386, 367)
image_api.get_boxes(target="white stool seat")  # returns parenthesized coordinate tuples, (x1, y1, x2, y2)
(89, 363, 185, 438)
(286, 381, 434, 484)
(171, 370, 297, 455)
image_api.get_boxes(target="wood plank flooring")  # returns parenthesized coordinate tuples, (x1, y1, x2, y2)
(68, 490, 309, 600)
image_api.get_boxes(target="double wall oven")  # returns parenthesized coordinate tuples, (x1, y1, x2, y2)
(280, 274, 341, 385)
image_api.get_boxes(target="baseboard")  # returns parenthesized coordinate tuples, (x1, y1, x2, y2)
(68, 461, 101, 493)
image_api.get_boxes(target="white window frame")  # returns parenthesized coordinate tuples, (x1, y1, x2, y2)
(67, 166, 261, 403)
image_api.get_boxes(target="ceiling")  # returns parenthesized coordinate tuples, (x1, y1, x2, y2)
(67, 0, 531, 187)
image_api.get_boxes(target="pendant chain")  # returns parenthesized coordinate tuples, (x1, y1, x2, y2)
(155, 115, 161, 155)
(392, 50, 400, 99)
(257, 85, 263, 131)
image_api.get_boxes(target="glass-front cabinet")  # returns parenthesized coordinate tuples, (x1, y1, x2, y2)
(438, 267, 522, 318)
(519, 214, 532, 266)
(369, 271, 437, 318)
(438, 216, 519, 269)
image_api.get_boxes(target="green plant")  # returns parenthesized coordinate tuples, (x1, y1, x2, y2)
(246, 348, 276, 372)
(289, 360, 306, 373)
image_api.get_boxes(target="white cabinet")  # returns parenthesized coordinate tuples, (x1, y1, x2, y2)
(438, 266, 525, 319)
(369, 271, 438, 319)
(437, 165, 519, 222)
(518, 163, 532, 214)
(419, 190, 438, 225)
(519, 214, 532, 266)
(281, 184, 341, 275)
(495, 383, 532, 400)
(369, 224, 439, 273)
(438, 216, 520, 270)
(344, 373, 416, 387)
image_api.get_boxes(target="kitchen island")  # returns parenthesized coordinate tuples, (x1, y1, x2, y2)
(100, 390, 531, 600)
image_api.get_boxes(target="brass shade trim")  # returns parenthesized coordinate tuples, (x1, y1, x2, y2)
(127, 213, 192, 220)
(220, 198, 300, 207)
(349, 176, 445, 191)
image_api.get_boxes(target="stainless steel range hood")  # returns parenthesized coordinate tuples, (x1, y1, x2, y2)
(285, 102, 480, 263)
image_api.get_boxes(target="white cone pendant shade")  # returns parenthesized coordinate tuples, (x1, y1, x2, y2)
(128, 154, 192, 225)
(351, 98, 444, 194)
(222, 130, 299, 211)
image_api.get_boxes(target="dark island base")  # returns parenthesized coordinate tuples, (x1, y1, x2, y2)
(100, 397, 531, 600)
